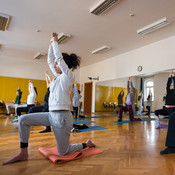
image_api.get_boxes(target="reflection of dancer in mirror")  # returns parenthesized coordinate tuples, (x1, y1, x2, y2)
(117, 89, 124, 107)
(146, 89, 152, 117)
(137, 91, 143, 115)
(154, 71, 175, 129)
(3, 32, 95, 165)
(73, 83, 82, 119)
(118, 77, 141, 122)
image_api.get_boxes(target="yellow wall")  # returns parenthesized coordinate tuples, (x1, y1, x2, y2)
(0, 76, 47, 103)
(95, 85, 138, 111)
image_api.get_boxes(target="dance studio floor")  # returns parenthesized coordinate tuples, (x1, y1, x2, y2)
(0, 112, 174, 175)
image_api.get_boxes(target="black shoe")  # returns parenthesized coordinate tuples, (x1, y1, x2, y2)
(39, 126, 51, 133)
(160, 147, 175, 154)
(118, 118, 122, 122)
(39, 129, 51, 133)
(83, 124, 89, 129)
(133, 118, 141, 121)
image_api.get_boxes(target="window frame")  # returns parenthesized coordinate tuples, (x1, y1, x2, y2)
(144, 79, 154, 101)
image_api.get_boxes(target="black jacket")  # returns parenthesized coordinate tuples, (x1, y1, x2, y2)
(165, 77, 175, 105)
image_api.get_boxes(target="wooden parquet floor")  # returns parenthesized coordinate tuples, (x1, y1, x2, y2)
(0, 112, 175, 175)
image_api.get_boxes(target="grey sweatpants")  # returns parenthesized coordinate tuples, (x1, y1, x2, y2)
(18, 111, 83, 156)
(6, 104, 26, 114)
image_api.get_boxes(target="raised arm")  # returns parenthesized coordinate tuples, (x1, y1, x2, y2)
(28, 81, 35, 95)
(47, 44, 58, 76)
(127, 77, 131, 93)
(73, 83, 79, 96)
(121, 90, 124, 97)
(45, 71, 52, 88)
(167, 71, 174, 92)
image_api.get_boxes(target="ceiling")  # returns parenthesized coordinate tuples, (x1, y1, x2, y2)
(1, 0, 175, 67)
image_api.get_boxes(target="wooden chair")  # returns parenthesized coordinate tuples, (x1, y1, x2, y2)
(0, 100, 5, 113)
(109, 102, 115, 111)
(20, 100, 27, 105)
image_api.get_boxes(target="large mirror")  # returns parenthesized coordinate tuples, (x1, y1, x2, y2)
(95, 70, 172, 114)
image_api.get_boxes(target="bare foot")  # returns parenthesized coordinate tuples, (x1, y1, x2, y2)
(86, 139, 96, 148)
(2, 149, 28, 165)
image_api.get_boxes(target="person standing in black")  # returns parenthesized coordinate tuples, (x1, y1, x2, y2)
(154, 71, 175, 128)
(28, 71, 51, 133)
(160, 112, 175, 154)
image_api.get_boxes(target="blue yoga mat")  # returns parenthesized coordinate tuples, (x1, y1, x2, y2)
(74, 116, 103, 119)
(111, 119, 152, 124)
(79, 126, 108, 132)
(86, 116, 104, 118)
(10, 120, 18, 123)
(73, 121, 95, 124)
(160, 117, 169, 120)
(11, 116, 18, 118)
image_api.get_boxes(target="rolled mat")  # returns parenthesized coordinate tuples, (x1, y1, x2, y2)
(38, 147, 103, 164)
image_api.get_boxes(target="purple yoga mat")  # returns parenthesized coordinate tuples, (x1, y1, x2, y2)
(160, 124, 168, 129)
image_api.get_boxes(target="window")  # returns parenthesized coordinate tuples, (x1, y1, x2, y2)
(144, 80, 154, 101)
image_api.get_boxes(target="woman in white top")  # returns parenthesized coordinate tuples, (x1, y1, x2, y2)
(3, 32, 95, 165)
(15, 81, 37, 117)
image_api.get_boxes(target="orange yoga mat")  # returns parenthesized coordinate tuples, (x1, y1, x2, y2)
(38, 147, 103, 164)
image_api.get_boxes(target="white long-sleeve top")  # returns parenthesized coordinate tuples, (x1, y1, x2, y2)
(27, 82, 37, 105)
(48, 41, 75, 111)
(73, 85, 81, 107)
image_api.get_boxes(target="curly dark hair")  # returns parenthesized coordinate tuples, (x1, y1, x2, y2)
(62, 53, 81, 71)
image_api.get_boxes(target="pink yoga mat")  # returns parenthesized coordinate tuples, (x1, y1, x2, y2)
(39, 147, 103, 164)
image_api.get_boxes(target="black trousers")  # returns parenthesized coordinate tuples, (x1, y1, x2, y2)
(17, 104, 35, 116)
(146, 106, 151, 116)
(155, 107, 175, 117)
(73, 106, 78, 118)
(165, 112, 175, 147)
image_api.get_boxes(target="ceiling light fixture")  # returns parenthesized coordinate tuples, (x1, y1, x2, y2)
(57, 33, 71, 44)
(90, 0, 120, 16)
(34, 52, 46, 59)
(137, 17, 171, 35)
(92, 45, 111, 54)
(0, 13, 10, 31)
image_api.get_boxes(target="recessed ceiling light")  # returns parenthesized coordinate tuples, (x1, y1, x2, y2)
(129, 13, 134, 17)
(35, 29, 41, 32)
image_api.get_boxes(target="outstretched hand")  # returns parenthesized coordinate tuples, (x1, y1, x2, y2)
(50, 32, 58, 43)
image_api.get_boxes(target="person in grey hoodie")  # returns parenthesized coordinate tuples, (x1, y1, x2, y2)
(3, 32, 95, 165)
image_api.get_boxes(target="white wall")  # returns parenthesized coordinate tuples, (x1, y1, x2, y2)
(80, 35, 175, 83)
(80, 35, 175, 113)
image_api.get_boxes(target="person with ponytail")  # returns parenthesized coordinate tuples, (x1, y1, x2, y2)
(3, 32, 95, 165)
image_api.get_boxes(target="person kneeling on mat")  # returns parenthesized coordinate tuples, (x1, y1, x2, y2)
(2, 32, 95, 165)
